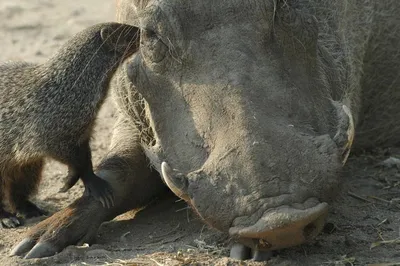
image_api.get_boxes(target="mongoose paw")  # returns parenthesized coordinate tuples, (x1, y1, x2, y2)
(17, 201, 48, 219)
(83, 176, 114, 209)
(1, 211, 22, 228)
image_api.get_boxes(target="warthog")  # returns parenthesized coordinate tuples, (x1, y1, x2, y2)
(11, 0, 400, 261)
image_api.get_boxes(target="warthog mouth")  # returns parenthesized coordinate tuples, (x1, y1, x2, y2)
(161, 162, 329, 250)
(229, 200, 329, 250)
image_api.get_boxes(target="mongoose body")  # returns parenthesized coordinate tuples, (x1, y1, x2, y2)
(0, 22, 139, 228)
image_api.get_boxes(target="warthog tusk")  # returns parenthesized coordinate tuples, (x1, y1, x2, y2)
(332, 103, 354, 165)
(161, 162, 190, 201)
(341, 105, 354, 165)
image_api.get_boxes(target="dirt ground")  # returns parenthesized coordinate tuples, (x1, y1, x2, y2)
(0, 1, 399, 265)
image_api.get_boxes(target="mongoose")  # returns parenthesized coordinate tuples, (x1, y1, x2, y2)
(0, 22, 139, 228)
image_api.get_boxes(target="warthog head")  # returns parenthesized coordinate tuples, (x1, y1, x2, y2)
(116, 0, 354, 250)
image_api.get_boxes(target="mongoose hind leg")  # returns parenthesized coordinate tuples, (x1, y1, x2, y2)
(55, 141, 114, 208)
(6, 160, 47, 220)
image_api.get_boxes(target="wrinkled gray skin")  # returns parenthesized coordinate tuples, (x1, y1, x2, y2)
(11, 0, 400, 261)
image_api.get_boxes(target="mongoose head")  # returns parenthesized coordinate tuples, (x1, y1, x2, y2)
(98, 22, 140, 60)
(45, 22, 141, 73)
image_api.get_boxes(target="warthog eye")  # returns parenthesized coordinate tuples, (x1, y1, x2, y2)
(140, 28, 168, 63)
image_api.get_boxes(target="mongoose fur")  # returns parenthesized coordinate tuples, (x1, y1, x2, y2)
(0, 22, 139, 228)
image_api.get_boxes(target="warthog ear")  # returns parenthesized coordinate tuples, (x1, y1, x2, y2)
(332, 103, 355, 165)
(100, 24, 140, 54)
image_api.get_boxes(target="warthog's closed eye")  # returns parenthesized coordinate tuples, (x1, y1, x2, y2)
(140, 28, 168, 63)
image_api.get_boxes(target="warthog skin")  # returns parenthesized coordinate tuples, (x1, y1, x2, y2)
(11, 0, 400, 260)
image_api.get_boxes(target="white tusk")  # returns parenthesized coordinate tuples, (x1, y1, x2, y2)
(161, 162, 190, 201)
(341, 105, 354, 165)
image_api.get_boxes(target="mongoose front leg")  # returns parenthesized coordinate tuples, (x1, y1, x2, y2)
(56, 141, 114, 208)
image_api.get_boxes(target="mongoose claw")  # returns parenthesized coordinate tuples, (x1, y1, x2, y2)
(1, 216, 22, 228)
(1, 209, 22, 228)
(84, 176, 114, 209)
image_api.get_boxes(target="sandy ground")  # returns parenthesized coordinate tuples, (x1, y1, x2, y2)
(0, 1, 400, 265)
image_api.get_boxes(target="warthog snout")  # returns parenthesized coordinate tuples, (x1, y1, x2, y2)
(160, 111, 354, 250)
(229, 200, 329, 250)
(162, 159, 329, 250)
